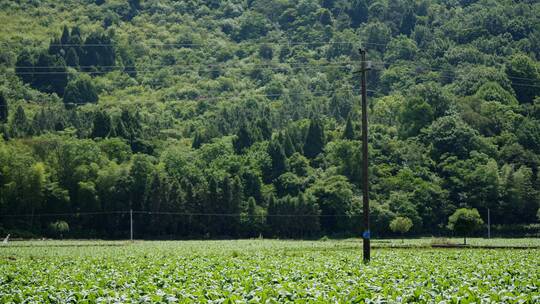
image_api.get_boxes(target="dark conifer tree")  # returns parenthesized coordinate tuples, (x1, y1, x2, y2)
(91, 110, 113, 138)
(259, 44, 273, 60)
(54, 116, 66, 132)
(304, 118, 325, 159)
(321, 0, 335, 9)
(82, 32, 115, 71)
(214, 176, 234, 234)
(71, 26, 81, 38)
(10, 105, 30, 138)
(15, 49, 35, 84)
(400, 9, 417, 35)
(267, 140, 287, 180)
(242, 170, 263, 202)
(33, 52, 68, 96)
(243, 196, 265, 236)
(233, 124, 255, 153)
(256, 118, 272, 140)
(319, 9, 333, 25)
(129, 0, 141, 10)
(68, 27, 84, 59)
(231, 176, 244, 212)
(125, 0, 141, 20)
(169, 180, 184, 211)
(343, 114, 355, 140)
(144, 171, 165, 235)
(60, 25, 70, 46)
(207, 177, 219, 211)
(227, 176, 243, 236)
(221, 176, 233, 211)
(296, 193, 321, 237)
(64, 75, 98, 105)
(267, 193, 287, 236)
(48, 38, 63, 57)
(115, 110, 136, 142)
(192, 131, 204, 149)
(32, 108, 49, 134)
(506, 54, 540, 103)
(65, 48, 79, 67)
(281, 131, 295, 157)
(349, 0, 369, 27)
(120, 48, 137, 77)
(67, 108, 81, 132)
(0, 92, 8, 123)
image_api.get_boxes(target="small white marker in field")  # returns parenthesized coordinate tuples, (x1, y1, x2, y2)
(2, 234, 10, 244)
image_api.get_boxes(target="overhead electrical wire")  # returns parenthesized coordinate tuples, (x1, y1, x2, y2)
(25, 40, 391, 48)
(2, 38, 538, 108)
(8, 64, 360, 75)
(0, 210, 356, 218)
(7, 58, 538, 84)
(17, 61, 362, 69)
(0, 88, 378, 108)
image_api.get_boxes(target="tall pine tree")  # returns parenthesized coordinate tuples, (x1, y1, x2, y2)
(343, 114, 355, 140)
(256, 118, 272, 140)
(233, 124, 255, 153)
(400, 9, 417, 35)
(15, 49, 34, 84)
(64, 74, 98, 105)
(60, 25, 70, 45)
(65, 48, 79, 67)
(0, 92, 7, 123)
(304, 118, 325, 159)
(10, 105, 31, 138)
(282, 131, 296, 157)
(267, 140, 288, 180)
(91, 110, 113, 138)
(349, 0, 369, 27)
(33, 52, 68, 96)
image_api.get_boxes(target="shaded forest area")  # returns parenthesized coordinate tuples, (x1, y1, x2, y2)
(1, 0, 540, 239)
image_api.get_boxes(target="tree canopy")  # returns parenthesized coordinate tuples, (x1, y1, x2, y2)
(0, 0, 539, 239)
(448, 208, 485, 244)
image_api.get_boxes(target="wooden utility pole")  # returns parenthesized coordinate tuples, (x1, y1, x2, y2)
(359, 48, 371, 262)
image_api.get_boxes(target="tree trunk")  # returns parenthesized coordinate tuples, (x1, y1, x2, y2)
(464, 236, 466, 245)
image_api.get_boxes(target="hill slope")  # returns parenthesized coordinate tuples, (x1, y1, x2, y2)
(0, 0, 539, 238)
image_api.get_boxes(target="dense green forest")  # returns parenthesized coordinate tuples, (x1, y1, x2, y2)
(1, 0, 540, 239)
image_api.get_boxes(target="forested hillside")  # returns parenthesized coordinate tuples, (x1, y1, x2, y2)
(1, 0, 539, 239)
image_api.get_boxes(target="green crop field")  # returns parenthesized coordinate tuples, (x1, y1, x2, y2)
(1, 240, 539, 303)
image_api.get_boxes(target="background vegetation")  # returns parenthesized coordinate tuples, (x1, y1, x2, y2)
(1, 0, 540, 238)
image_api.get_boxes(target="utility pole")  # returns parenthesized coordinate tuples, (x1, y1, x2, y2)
(359, 48, 371, 263)
(130, 209, 133, 242)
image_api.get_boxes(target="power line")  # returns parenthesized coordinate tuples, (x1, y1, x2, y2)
(0, 211, 128, 217)
(18, 61, 360, 69)
(7, 64, 361, 75)
(319, 57, 540, 84)
(364, 60, 540, 88)
(417, 65, 540, 82)
(32, 29, 483, 49)
(434, 74, 540, 89)
(0, 210, 356, 218)
(9, 60, 540, 85)
(0, 88, 377, 108)
(133, 211, 351, 217)
(38, 41, 385, 47)
(1, 61, 379, 79)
